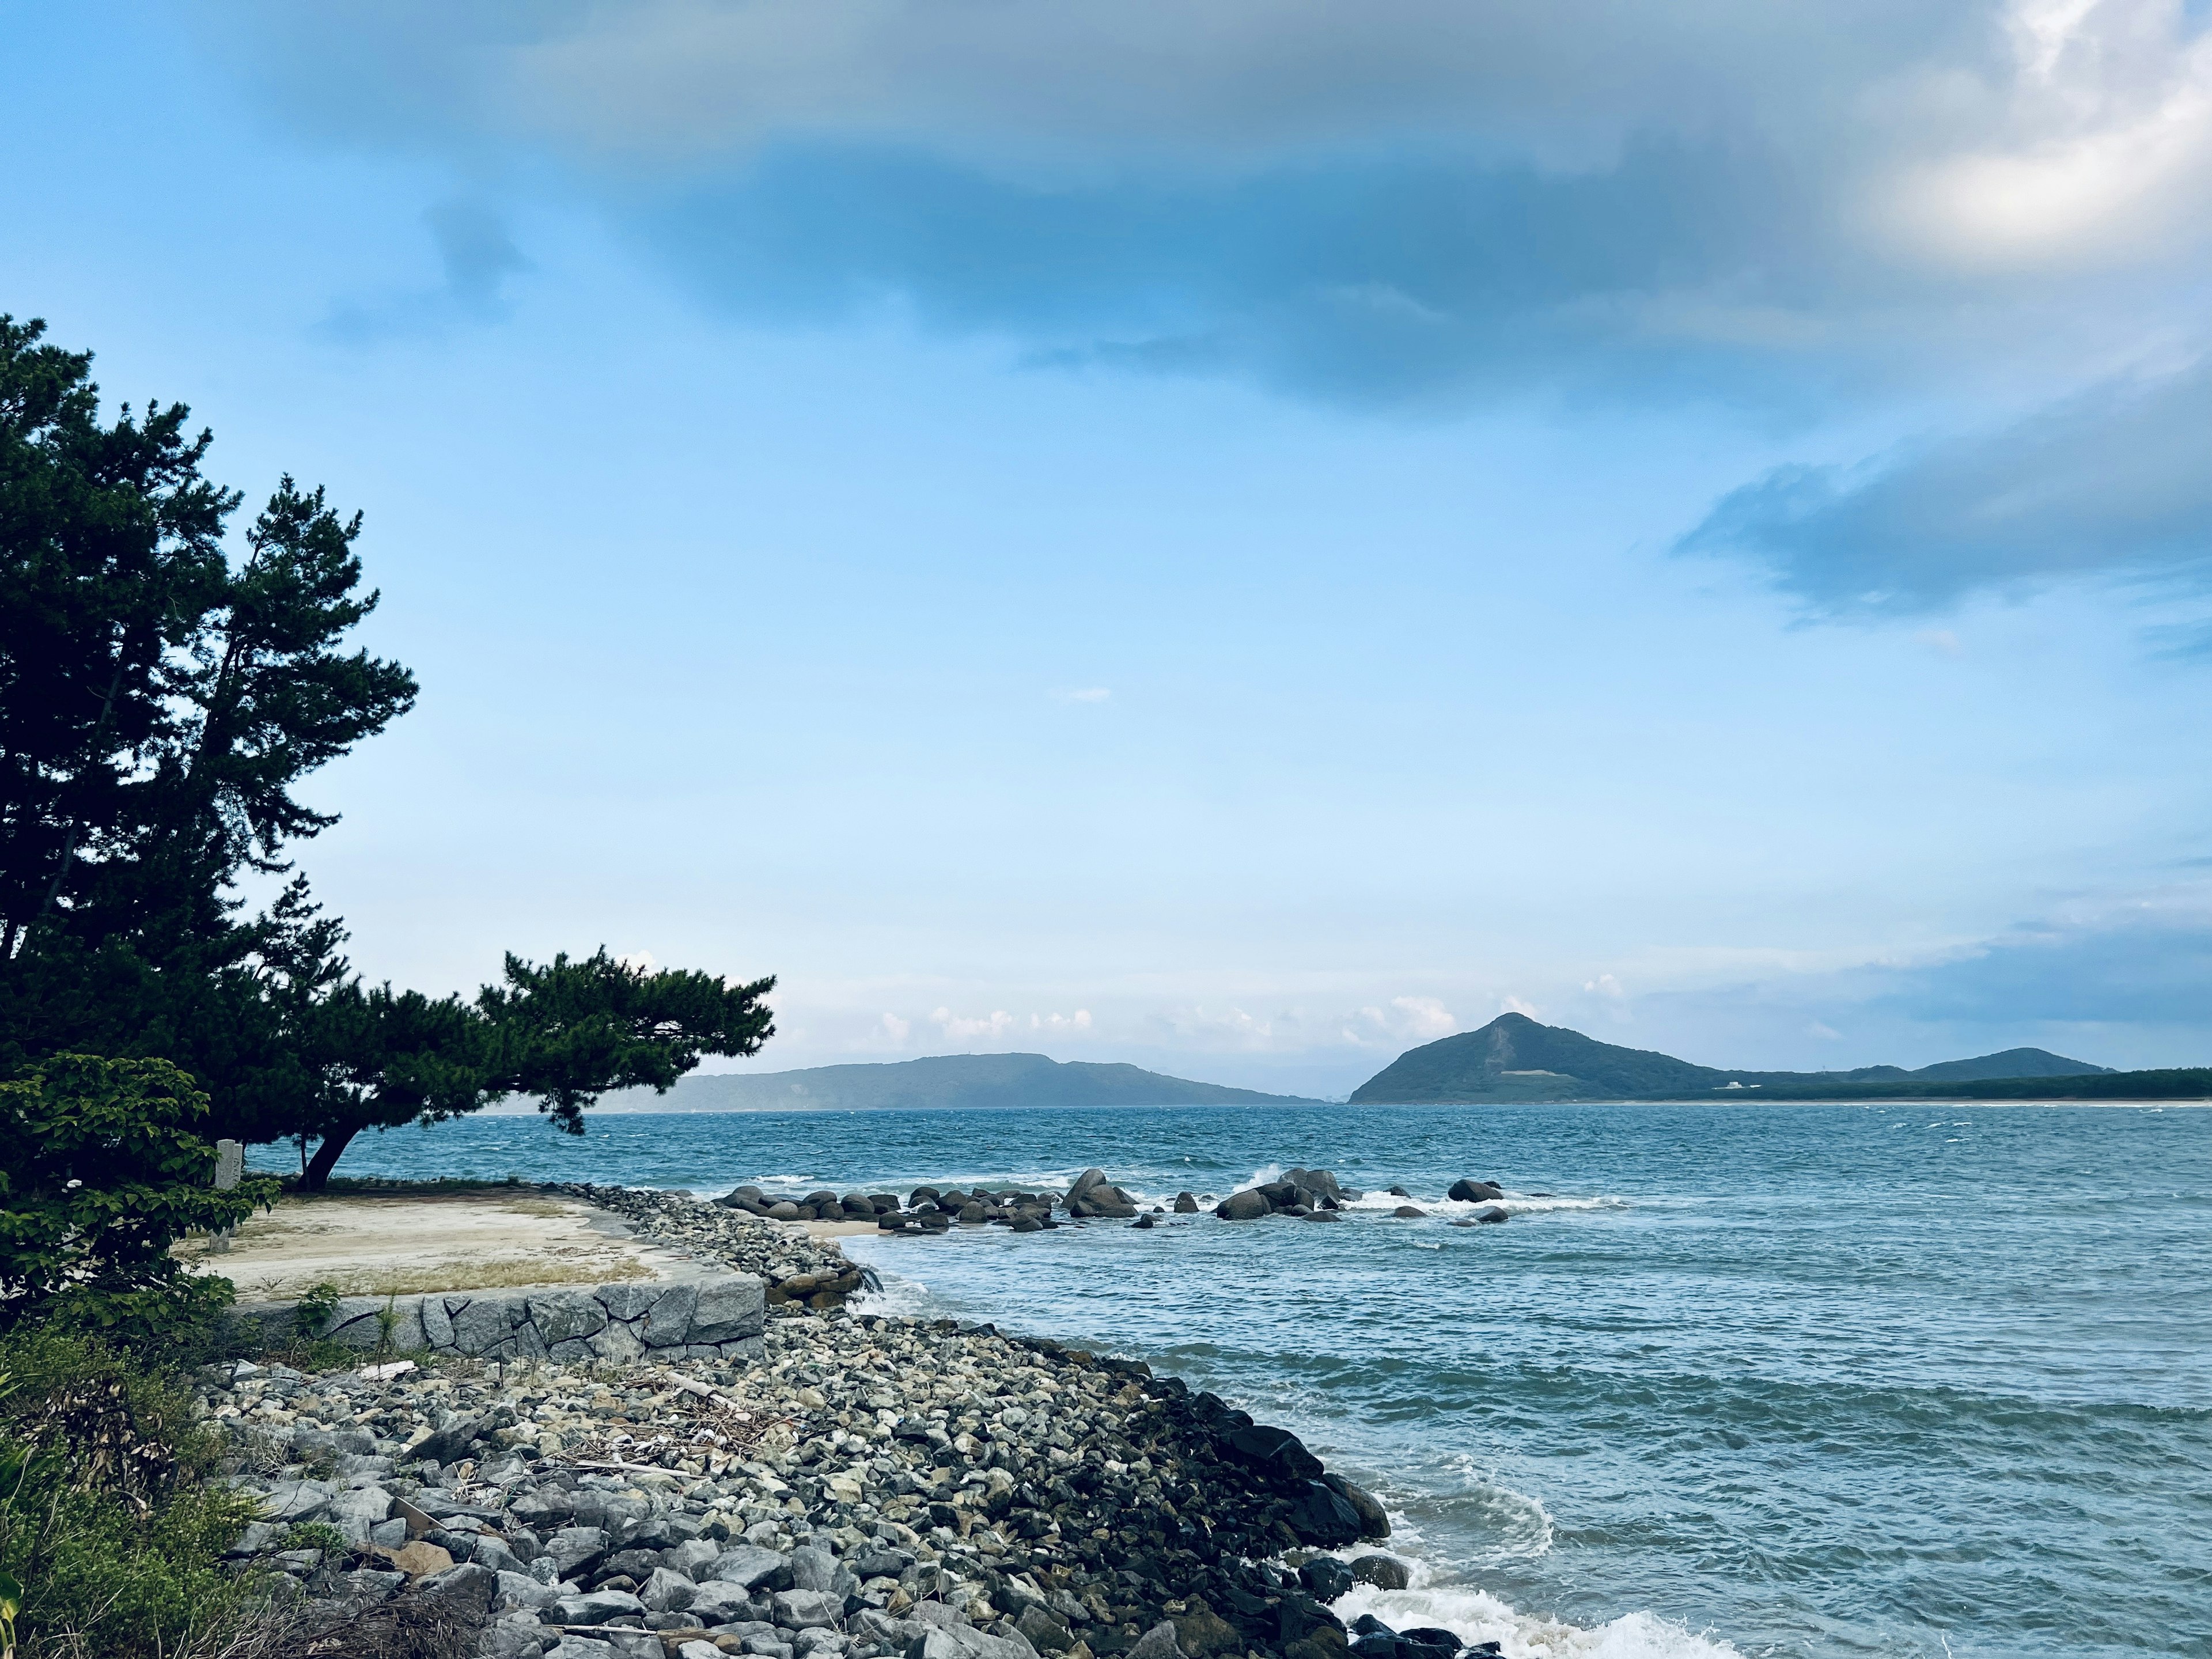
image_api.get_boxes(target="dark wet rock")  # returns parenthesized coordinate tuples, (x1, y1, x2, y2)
(1447, 1180, 1503, 1203)
(1285, 1480, 1364, 1546)
(1387, 1186, 1411, 1199)
(1173, 1193, 1199, 1214)
(1299, 1557, 1354, 1600)
(1390, 1206, 1427, 1219)
(1133, 1214, 1157, 1230)
(1304, 1210, 1342, 1222)
(1216, 1190, 1271, 1221)
(1472, 1207, 1509, 1225)
(1324, 1475, 1392, 1540)
(767, 1202, 802, 1221)
(1397, 1629, 1462, 1654)
(1225, 1424, 1325, 1481)
(1349, 1556, 1410, 1590)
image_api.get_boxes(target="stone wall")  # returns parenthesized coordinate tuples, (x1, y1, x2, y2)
(230, 1270, 764, 1363)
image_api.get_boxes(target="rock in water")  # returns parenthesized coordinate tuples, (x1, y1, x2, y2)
(1447, 1179, 1503, 1203)
(1300, 1557, 1355, 1600)
(1473, 1207, 1509, 1225)
(1391, 1206, 1426, 1219)
(1350, 1556, 1411, 1590)
(1173, 1192, 1199, 1214)
(1216, 1190, 1271, 1221)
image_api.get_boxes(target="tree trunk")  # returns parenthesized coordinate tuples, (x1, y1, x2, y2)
(301, 1123, 361, 1191)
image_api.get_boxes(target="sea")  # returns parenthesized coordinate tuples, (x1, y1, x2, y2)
(271, 1100, 2212, 1659)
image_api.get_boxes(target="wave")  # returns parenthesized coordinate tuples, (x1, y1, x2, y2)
(1330, 1563, 1740, 1659)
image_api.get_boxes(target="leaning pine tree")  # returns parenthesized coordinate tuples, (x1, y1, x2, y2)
(0, 313, 775, 1199)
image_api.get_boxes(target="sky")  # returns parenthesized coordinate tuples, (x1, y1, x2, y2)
(6, 0, 2211, 1097)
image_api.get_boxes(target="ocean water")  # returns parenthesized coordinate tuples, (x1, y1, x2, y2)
(283, 1101, 2212, 1659)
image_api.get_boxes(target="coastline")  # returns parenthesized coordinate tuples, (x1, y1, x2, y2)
(210, 1183, 1456, 1659)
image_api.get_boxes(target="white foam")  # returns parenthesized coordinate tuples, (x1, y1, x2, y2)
(1331, 1571, 1740, 1659)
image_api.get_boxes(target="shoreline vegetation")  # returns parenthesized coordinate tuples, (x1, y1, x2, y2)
(164, 1181, 1484, 1659)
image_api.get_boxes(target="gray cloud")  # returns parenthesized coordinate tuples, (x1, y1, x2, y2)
(320, 196, 529, 340)
(1677, 361, 2212, 612)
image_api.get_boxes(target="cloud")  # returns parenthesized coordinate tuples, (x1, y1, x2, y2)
(930, 1006, 1016, 1041)
(1865, 906, 2212, 1028)
(877, 1012, 910, 1043)
(321, 196, 530, 339)
(213, 0, 2212, 406)
(1679, 358, 2212, 613)
(1500, 994, 1542, 1017)
(1030, 1009, 1094, 1032)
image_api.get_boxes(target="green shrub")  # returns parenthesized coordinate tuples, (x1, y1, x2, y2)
(0, 1327, 266, 1658)
(0, 1055, 278, 1345)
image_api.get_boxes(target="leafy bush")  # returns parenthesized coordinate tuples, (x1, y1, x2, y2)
(0, 1328, 267, 1658)
(0, 1054, 276, 1343)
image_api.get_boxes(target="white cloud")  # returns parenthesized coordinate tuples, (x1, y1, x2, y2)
(930, 1006, 1017, 1041)
(1583, 972, 1627, 999)
(616, 949, 657, 974)
(878, 1012, 911, 1043)
(1029, 1009, 1094, 1031)
(1501, 994, 1543, 1018)
(1807, 1020, 1843, 1039)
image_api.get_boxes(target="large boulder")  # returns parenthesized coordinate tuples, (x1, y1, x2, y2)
(1173, 1193, 1199, 1214)
(1349, 1556, 1410, 1591)
(1224, 1424, 1325, 1481)
(771, 1588, 844, 1629)
(1324, 1475, 1392, 1540)
(1447, 1179, 1503, 1203)
(707, 1546, 791, 1592)
(552, 1589, 646, 1627)
(1215, 1190, 1271, 1221)
(1284, 1480, 1364, 1547)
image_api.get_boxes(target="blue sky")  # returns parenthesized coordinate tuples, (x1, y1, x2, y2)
(7, 0, 2211, 1096)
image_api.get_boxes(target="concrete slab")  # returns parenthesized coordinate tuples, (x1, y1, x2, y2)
(180, 1191, 685, 1301)
(188, 1192, 766, 1365)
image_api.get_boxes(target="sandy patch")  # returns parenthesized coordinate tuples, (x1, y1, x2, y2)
(178, 1191, 679, 1302)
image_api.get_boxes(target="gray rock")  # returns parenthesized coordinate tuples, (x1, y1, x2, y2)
(787, 1546, 838, 1593)
(1016, 1606, 1073, 1653)
(1472, 1207, 1509, 1225)
(1448, 1179, 1504, 1203)
(1215, 1190, 1270, 1221)
(587, 1319, 647, 1363)
(415, 1414, 486, 1465)
(771, 1588, 844, 1630)
(553, 1588, 647, 1626)
(495, 1570, 562, 1612)
(257, 1479, 335, 1522)
(418, 1561, 498, 1619)
(548, 1642, 619, 1659)
(421, 1295, 456, 1348)
(1172, 1194, 1199, 1214)
(641, 1282, 699, 1347)
(691, 1275, 766, 1343)
(326, 1486, 394, 1544)
(481, 1615, 554, 1658)
(449, 1297, 514, 1353)
(547, 1526, 612, 1580)
(600, 1633, 664, 1659)
(528, 1290, 610, 1345)
(1128, 1623, 1183, 1659)
(665, 1539, 722, 1579)
(710, 1547, 793, 1592)
(679, 1645, 725, 1659)
(641, 1566, 699, 1612)
(687, 1579, 764, 1625)
(225, 1520, 285, 1556)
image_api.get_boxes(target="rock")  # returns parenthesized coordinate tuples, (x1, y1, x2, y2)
(709, 1547, 791, 1592)
(1215, 1191, 1271, 1222)
(679, 1645, 726, 1659)
(1298, 1558, 1354, 1600)
(1472, 1207, 1508, 1225)
(326, 1485, 395, 1544)
(387, 1539, 454, 1578)
(1067, 1169, 1111, 1202)
(1172, 1194, 1198, 1214)
(418, 1561, 498, 1619)
(1224, 1423, 1325, 1480)
(1017, 1606, 1074, 1653)
(1128, 1623, 1182, 1659)
(1390, 1206, 1426, 1219)
(685, 1580, 762, 1624)
(1171, 1603, 1240, 1657)
(1397, 1630, 1462, 1654)
(555, 1588, 648, 1626)
(1132, 1215, 1156, 1230)
(1304, 1210, 1341, 1222)
(548, 1527, 612, 1581)
(1284, 1481, 1364, 1547)
(1446, 1180, 1503, 1203)
(1323, 1476, 1391, 1540)
(642, 1566, 699, 1612)
(495, 1570, 560, 1612)
(1349, 1556, 1410, 1591)
(771, 1589, 844, 1629)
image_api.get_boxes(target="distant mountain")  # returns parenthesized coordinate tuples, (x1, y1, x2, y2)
(593, 1052, 1319, 1113)
(1349, 1013, 2114, 1103)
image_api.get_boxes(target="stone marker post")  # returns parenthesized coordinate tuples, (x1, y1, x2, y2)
(211, 1138, 244, 1251)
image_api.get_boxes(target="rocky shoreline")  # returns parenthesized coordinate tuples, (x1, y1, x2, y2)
(209, 1182, 1505, 1659)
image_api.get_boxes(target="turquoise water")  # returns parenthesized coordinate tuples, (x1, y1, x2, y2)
(285, 1101, 2212, 1659)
